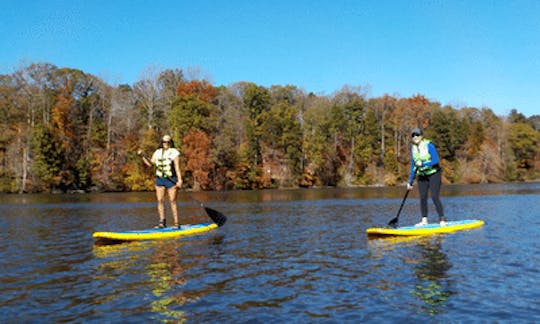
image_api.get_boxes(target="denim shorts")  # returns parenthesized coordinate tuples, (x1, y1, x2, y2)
(155, 177, 177, 189)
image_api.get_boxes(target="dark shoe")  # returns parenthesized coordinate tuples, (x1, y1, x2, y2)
(154, 219, 166, 228)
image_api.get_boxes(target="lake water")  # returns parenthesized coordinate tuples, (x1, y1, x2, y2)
(1, 183, 540, 322)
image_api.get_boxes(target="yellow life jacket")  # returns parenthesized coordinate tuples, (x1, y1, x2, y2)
(412, 139, 438, 176)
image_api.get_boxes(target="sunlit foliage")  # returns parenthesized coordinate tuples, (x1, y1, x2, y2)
(1, 62, 539, 192)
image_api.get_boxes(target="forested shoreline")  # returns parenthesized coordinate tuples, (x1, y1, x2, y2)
(1, 62, 539, 193)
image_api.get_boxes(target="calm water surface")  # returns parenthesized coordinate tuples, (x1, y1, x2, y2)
(1, 183, 540, 322)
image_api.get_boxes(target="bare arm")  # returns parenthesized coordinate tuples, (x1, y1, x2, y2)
(173, 155, 183, 188)
(137, 150, 153, 167)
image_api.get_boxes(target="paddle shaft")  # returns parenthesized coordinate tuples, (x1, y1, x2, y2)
(397, 189, 410, 218)
(388, 168, 417, 227)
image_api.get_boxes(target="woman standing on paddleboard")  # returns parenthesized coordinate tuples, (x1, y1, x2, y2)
(406, 128, 446, 226)
(138, 134, 183, 229)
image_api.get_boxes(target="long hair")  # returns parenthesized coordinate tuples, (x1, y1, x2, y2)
(159, 136, 175, 149)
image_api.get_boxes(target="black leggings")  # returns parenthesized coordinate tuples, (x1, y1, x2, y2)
(417, 171, 445, 220)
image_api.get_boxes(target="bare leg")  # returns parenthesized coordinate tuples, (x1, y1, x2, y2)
(167, 186, 180, 226)
(156, 186, 166, 224)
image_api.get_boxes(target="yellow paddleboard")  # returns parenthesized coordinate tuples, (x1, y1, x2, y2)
(93, 222, 218, 242)
(366, 219, 484, 237)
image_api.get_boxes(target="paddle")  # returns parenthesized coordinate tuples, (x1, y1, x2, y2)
(137, 150, 227, 227)
(387, 188, 411, 228)
(186, 194, 227, 227)
(387, 168, 417, 228)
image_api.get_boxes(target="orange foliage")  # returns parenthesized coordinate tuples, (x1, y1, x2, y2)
(176, 80, 216, 103)
(407, 94, 430, 106)
(182, 129, 214, 190)
(51, 89, 75, 151)
(52, 90, 71, 131)
(406, 94, 432, 129)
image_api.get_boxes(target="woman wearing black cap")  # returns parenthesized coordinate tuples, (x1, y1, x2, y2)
(406, 128, 446, 226)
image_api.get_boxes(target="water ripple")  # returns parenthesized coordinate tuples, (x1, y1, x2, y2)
(0, 186, 540, 322)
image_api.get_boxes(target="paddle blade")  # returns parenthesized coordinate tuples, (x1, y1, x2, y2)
(387, 188, 410, 228)
(204, 207, 227, 227)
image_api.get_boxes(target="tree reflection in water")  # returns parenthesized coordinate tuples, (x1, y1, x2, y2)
(367, 233, 456, 316)
(147, 240, 189, 322)
(410, 236, 454, 315)
(147, 234, 225, 322)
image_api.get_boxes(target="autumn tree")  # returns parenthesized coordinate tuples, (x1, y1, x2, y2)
(331, 88, 366, 185)
(8, 63, 59, 192)
(459, 108, 486, 158)
(1, 62, 540, 192)
(0, 74, 25, 191)
(388, 96, 433, 165)
(176, 79, 215, 103)
(168, 79, 218, 166)
(183, 129, 214, 190)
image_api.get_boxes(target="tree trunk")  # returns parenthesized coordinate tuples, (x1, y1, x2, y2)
(20, 146, 27, 193)
(380, 108, 385, 163)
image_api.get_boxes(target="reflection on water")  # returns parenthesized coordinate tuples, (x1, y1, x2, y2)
(92, 235, 226, 323)
(367, 235, 454, 315)
(147, 241, 189, 322)
(1, 182, 539, 322)
(410, 236, 453, 315)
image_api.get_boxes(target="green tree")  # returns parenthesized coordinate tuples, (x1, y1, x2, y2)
(2, 61, 540, 192)
(355, 109, 381, 184)
(212, 85, 247, 189)
(509, 122, 539, 170)
(169, 95, 217, 145)
(261, 101, 303, 186)
(31, 125, 64, 191)
(302, 96, 339, 186)
(242, 83, 271, 171)
(427, 107, 466, 161)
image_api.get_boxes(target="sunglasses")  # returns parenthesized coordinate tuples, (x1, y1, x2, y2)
(411, 134, 421, 138)
(162, 140, 170, 144)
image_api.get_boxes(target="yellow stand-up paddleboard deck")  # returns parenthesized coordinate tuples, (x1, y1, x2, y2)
(93, 222, 218, 242)
(366, 219, 484, 237)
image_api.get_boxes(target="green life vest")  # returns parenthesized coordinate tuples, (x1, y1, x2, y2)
(412, 138, 438, 176)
